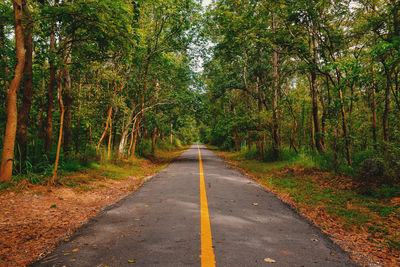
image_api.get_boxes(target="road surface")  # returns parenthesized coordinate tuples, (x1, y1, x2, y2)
(33, 144, 357, 266)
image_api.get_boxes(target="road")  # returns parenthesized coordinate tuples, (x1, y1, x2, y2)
(33, 144, 357, 266)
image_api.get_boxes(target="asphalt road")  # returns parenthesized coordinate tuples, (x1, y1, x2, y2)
(33, 144, 357, 266)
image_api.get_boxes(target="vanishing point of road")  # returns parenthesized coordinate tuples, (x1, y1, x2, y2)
(34, 144, 357, 267)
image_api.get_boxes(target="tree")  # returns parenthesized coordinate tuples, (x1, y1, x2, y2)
(0, 0, 26, 181)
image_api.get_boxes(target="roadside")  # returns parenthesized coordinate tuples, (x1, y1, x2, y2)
(209, 147, 400, 267)
(0, 146, 188, 267)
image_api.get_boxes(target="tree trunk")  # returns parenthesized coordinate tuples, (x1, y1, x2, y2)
(311, 28, 323, 152)
(96, 82, 123, 154)
(62, 63, 73, 157)
(151, 126, 157, 155)
(97, 106, 112, 154)
(128, 117, 137, 157)
(107, 115, 112, 159)
(383, 68, 392, 157)
(0, 23, 9, 92)
(0, 0, 26, 181)
(256, 79, 263, 156)
(118, 109, 135, 158)
(371, 65, 378, 149)
(170, 123, 173, 145)
(338, 87, 352, 165)
(16, 0, 33, 167)
(45, 21, 57, 153)
(282, 89, 298, 153)
(272, 17, 280, 158)
(74, 76, 82, 154)
(50, 71, 64, 184)
(131, 58, 150, 157)
(319, 89, 327, 150)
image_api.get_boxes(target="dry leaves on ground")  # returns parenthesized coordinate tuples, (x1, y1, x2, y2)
(0, 176, 145, 266)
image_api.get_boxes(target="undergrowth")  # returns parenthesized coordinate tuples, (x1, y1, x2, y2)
(0, 142, 188, 192)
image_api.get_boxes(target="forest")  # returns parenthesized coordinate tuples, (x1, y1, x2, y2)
(0, 0, 202, 183)
(1, 0, 399, 185)
(199, 0, 400, 185)
(0, 0, 400, 265)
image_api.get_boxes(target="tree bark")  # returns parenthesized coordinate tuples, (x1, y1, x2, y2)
(0, 0, 26, 181)
(96, 106, 112, 154)
(310, 28, 323, 152)
(50, 71, 64, 184)
(319, 88, 327, 151)
(338, 87, 352, 165)
(96, 82, 124, 154)
(272, 16, 280, 158)
(282, 89, 298, 153)
(16, 0, 33, 166)
(107, 115, 112, 159)
(45, 2, 57, 153)
(62, 63, 73, 157)
(131, 58, 150, 157)
(0, 23, 9, 92)
(383, 67, 392, 157)
(118, 109, 135, 158)
(371, 65, 378, 149)
(151, 126, 157, 155)
(170, 123, 173, 145)
(128, 117, 137, 157)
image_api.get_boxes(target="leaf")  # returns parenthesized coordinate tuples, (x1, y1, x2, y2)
(252, 202, 259, 206)
(264, 258, 276, 263)
(128, 259, 136, 263)
(50, 204, 57, 208)
(72, 248, 79, 252)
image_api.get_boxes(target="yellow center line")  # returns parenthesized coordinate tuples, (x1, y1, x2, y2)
(198, 144, 216, 267)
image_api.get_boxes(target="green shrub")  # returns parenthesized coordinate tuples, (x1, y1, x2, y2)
(157, 140, 175, 151)
(357, 157, 386, 185)
(136, 140, 152, 156)
(357, 157, 399, 186)
(173, 138, 182, 147)
(243, 148, 258, 159)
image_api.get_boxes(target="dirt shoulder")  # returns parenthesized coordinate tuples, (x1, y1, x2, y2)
(211, 149, 400, 267)
(0, 148, 187, 267)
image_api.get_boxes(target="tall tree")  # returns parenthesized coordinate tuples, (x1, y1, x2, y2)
(0, 0, 26, 181)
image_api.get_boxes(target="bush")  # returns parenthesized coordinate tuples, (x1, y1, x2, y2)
(358, 157, 386, 185)
(243, 147, 258, 159)
(262, 149, 281, 162)
(136, 140, 152, 156)
(157, 140, 175, 151)
(357, 157, 399, 187)
(173, 138, 182, 147)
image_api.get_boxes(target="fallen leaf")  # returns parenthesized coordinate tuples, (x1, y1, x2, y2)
(128, 259, 136, 263)
(280, 250, 292, 255)
(252, 202, 259, 206)
(72, 248, 79, 252)
(63, 253, 70, 256)
(264, 258, 276, 263)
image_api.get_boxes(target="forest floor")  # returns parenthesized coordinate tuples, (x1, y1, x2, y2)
(211, 148, 400, 267)
(0, 147, 188, 267)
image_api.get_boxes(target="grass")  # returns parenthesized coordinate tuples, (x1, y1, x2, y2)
(211, 147, 400, 259)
